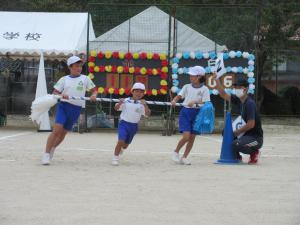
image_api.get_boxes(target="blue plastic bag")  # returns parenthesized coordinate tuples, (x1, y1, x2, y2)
(193, 102, 215, 134)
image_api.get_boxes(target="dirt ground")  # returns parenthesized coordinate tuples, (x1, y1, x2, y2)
(0, 128, 299, 225)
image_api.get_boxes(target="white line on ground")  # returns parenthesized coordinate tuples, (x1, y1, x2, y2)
(0, 132, 33, 141)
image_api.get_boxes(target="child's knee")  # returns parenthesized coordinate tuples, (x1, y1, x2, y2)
(123, 144, 129, 149)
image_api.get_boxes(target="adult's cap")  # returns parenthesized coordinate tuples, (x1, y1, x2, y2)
(131, 82, 145, 91)
(67, 56, 82, 66)
(188, 66, 206, 76)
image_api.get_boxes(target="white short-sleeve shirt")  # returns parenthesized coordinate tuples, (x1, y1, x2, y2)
(54, 74, 95, 107)
(178, 84, 210, 107)
(118, 98, 146, 124)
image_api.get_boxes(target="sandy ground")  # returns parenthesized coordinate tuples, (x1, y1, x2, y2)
(0, 128, 300, 225)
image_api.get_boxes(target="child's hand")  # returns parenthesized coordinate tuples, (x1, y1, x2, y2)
(62, 94, 69, 99)
(140, 99, 146, 105)
(119, 98, 125, 104)
(171, 100, 177, 106)
(90, 95, 97, 102)
(187, 101, 196, 107)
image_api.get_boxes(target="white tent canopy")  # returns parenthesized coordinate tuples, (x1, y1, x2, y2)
(90, 6, 226, 54)
(0, 11, 95, 56)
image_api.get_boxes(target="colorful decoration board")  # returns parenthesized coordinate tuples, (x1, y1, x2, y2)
(88, 51, 168, 96)
(171, 51, 255, 95)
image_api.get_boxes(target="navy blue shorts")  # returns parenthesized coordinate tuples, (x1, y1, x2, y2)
(179, 107, 200, 134)
(118, 120, 138, 144)
(55, 102, 81, 131)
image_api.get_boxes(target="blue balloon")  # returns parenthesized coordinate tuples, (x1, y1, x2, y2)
(248, 65, 254, 72)
(183, 52, 190, 59)
(248, 54, 255, 61)
(236, 51, 242, 57)
(248, 89, 254, 94)
(226, 66, 232, 72)
(183, 67, 189, 74)
(173, 57, 179, 64)
(223, 53, 229, 60)
(176, 88, 181, 94)
(237, 66, 243, 73)
(248, 77, 255, 84)
(209, 52, 216, 59)
(173, 80, 179, 87)
(195, 51, 203, 59)
(172, 67, 178, 74)
(205, 67, 211, 73)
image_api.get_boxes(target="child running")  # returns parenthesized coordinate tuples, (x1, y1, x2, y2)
(112, 82, 151, 166)
(41, 56, 97, 165)
(171, 66, 211, 165)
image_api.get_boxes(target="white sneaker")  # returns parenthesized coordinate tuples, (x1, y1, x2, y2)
(41, 153, 51, 165)
(111, 155, 119, 166)
(180, 157, 191, 165)
(172, 151, 180, 163)
(50, 148, 55, 160)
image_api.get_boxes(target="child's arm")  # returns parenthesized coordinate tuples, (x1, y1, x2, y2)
(171, 95, 182, 106)
(114, 98, 125, 111)
(140, 99, 151, 117)
(89, 87, 98, 102)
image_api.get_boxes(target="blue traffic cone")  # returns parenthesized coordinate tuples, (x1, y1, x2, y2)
(215, 112, 240, 164)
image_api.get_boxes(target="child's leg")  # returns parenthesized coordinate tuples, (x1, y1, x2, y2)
(182, 134, 196, 158)
(114, 140, 128, 156)
(45, 124, 65, 153)
(52, 129, 68, 150)
(175, 132, 191, 153)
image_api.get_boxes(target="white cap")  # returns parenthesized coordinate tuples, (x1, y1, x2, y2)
(67, 56, 82, 66)
(188, 66, 206, 76)
(131, 82, 145, 91)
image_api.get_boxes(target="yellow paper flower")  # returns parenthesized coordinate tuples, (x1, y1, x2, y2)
(105, 65, 112, 72)
(94, 66, 99, 72)
(152, 89, 158, 96)
(160, 53, 167, 60)
(88, 73, 94, 80)
(161, 66, 168, 73)
(129, 67, 135, 74)
(90, 50, 97, 57)
(117, 66, 124, 73)
(119, 52, 125, 59)
(108, 88, 114, 94)
(88, 62, 95, 67)
(98, 87, 104, 94)
(119, 88, 125, 95)
(147, 52, 153, 59)
(105, 51, 112, 59)
(152, 68, 158, 75)
(160, 89, 167, 94)
(160, 80, 168, 86)
(133, 53, 139, 59)
(140, 67, 147, 75)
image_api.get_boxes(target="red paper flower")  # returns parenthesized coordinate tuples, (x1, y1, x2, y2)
(161, 85, 168, 90)
(147, 68, 153, 75)
(125, 88, 131, 95)
(114, 88, 119, 95)
(123, 66, 129, 73)
(112, 52, 119, 59)
(157, 90, 161, 95)
(99, 66, 105, 72)
(153, 53, 160, 60)
(104, 87, 109, 93)
(161, 60, 168, 66)
(125, 52, 132, 60)
(139, 52, 147, 60)
(160, 72, 168, 80)
(88, 56, 95, 62)
(134, 67, 140, 74)
(97, 52, 104, 59)
(111, 65, 117, 73)
(157, 68, 161, 75)
(88, 67, 94, 73)
(147, 90, 152, 96)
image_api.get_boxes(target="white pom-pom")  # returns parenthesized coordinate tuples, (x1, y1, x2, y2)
(249, 84, 255, 89)
(242, 52, 249, 58)
(190, 51, 195, 59)
(203, 52, 210, 59)
(229, 51, 236, 58)
(212, 89, 219, 95)
(172, 74, 178, 80)
(232, 67, 238, 73)
(178, 68, 184, 74)
(248, 60, 255, 66)
(248, 72, 254, 77)
(172, 63, 178, 69)
(175, 53, 182, 59)
(243, 68, 249, 74)
(171, 86, 178, 93)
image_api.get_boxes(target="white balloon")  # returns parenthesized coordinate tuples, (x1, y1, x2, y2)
(212, 89, 219, 95)
(232, 67, 238, 73)
(171, 86, 178, 93)
(242, 52, 249, 58)
(203, 52, 210, 59)
(243, 68, 249, 74)
(172, 74, 178, 79)
(249, 84, 255, 89)
(178, 68, 184, 74)
(190, 51, 195, 59)
(171, 63, 178, 69)
(248, 72, 254, 77)
(248, 60, 255, 66)
(229, 51, 236, 58)
(175, 53, 182, 59)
